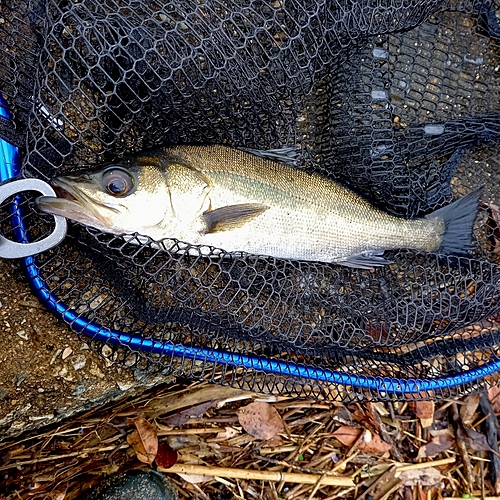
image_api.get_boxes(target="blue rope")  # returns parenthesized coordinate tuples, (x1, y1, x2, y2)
(0, 91, 496, 395)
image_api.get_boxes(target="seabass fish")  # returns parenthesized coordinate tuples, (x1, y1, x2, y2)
(35, 145, 481, 268)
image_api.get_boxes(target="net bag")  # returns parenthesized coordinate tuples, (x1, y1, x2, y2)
(0, 0, 499, 401)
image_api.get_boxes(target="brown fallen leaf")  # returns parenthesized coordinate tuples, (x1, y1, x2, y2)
(126, 417, 158, 465)
(410, 401, 434, 428)
(487, 384, 500, 414)
(177, 473, 211, 484)
(161, 400, 218, 427)
(146, 385, 256, 418)
(417, 434, 455, 458)
(398, 467, 443, 487)
(460, 393, 480, 425)
(333, 425, 362, 447)
(155, 442, 178, 469)
(237, 401, 284, 441)
(332, 426, 392, 454)
(456, 424, 496, 453)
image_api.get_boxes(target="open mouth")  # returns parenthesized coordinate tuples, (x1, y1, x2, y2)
(53, 184, 77, 201)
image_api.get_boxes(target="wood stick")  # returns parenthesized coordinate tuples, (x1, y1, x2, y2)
(395, 457, 456, 472)
(158, 464, 355, 486)
(359, 457, 456, 478)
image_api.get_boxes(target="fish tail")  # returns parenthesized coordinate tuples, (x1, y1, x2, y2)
(425, 187, 482, 255)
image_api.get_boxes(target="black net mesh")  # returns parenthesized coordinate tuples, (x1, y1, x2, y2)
(0, 0, 500, 400)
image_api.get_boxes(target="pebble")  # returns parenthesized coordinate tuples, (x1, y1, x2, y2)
(15, 330, 28, 341)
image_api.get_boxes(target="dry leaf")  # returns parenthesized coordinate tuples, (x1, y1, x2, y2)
(410, 401, 435, 428)
(332, 426, 392, 454)
(333, 425, 361, 446)
(147, 385, 255, 418)
(460, 393, 480, 425)
(155, 442, 178, 469)
(351, 406, 377, 429)
(262, 435, 284, 448)
(398, 467, 443, 487)
(215, 427, 241, 440)
(417, 434, 454, 458)
(237, 402, 284, 440)
(362, 434, 393, 454)
(162, 400, 217, 427)
(126, 417, 158, 465)
(456, 424, 495, 453)
(177, 473, 211, 484)
(487, 384, 500, 414)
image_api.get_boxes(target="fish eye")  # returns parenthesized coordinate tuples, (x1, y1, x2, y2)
(102, 167, 134, 197)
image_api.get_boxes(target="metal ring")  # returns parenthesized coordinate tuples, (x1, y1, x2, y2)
(0, 178, 67, 258)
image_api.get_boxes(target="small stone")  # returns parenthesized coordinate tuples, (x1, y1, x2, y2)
(15, 330, 29, 340)
(117, 381, 135, 391)
(101, 345, 113, 358)
(13, 373, 26, 387)
(71, 355, 86, 371)
(90, 363, 105, 379)
(28, 414, 54, 421)
(57, 366, 75, 381)
(50, 349, 62, 365)
(72, 381, 86, 396)
(62, 347, 73, 360)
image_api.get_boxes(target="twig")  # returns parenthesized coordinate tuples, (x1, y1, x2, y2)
(307, 472, 329, 500)
(255, 454, 326, 475)
(356, 465, 401, 500)
(359, 457, 456, 478)
(372, 403, 404, 462)
(451, 403, 475, 493)
(395, 457, 456, 472)
(0, 444, 130, 471)
(158, 464, 355, 486)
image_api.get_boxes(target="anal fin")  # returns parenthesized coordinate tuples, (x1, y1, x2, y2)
(203, 203, 269, 233)
(337, 251, 393, 270)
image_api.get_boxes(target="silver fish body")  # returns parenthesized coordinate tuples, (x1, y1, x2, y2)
(35, 145, 481, 268)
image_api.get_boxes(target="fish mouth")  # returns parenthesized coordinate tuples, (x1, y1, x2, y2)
(53, 184, 77, 202)
(35, 178, 114, 228)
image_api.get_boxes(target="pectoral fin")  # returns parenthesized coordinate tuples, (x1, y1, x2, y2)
(203, 203, 269, 233)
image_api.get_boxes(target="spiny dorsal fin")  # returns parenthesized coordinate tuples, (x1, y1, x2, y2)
(203, 203, 269, 233)
(241, 146, 300, 167)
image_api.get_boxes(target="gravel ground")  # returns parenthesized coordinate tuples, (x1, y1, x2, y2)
(0, 258, 175, 441)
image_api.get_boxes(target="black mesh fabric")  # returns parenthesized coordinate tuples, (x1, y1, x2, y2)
(0, 0, 500, 400)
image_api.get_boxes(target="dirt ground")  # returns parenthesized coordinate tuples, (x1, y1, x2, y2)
(0, 257, 175, 440)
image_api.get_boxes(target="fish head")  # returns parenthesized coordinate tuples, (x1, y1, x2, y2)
(35, 159, 172, 237)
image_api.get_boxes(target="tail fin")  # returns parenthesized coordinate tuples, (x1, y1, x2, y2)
(425, 187, 482, 256)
